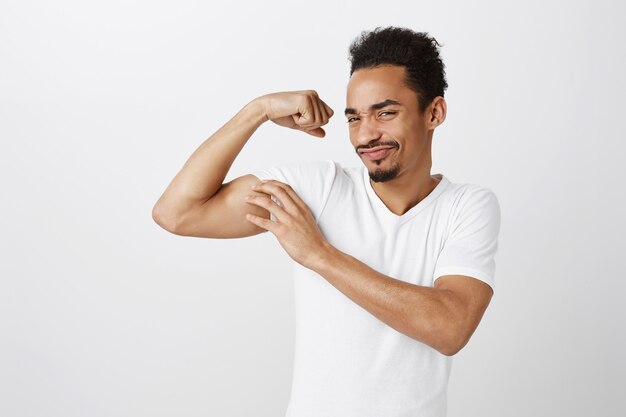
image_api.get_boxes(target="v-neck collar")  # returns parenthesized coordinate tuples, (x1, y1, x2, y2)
(362, 165, 450, 225)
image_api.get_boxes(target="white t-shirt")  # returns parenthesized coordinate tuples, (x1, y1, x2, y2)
(250, 159, 501, 417)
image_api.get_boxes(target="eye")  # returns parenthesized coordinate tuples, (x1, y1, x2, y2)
(379, 111, 396, 117)
(346, 117, 359, 123)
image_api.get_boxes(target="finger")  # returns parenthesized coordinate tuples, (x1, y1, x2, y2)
(314, 95, 331, 124)
(295, 96, 315, 127)
(310, 94, 323, 126)
(304, 127, 325, 138)
(251, 180, 303, 217)
(321, 100, 334, 119)
(245, 212, 276, 233)
(245, 193, 289, 224)
(317, 99, 330, 124)
(249, 182, 296, 219)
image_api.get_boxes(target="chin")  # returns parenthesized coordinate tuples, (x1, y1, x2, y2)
(368, 161, 401, 183)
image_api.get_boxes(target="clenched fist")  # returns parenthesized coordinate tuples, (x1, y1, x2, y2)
(252, 90, 334, 138)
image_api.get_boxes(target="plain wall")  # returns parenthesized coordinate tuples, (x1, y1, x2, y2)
(1, 0, 625, 416)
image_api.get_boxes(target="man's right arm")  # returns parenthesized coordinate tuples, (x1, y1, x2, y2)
(151, 91, 333, 239)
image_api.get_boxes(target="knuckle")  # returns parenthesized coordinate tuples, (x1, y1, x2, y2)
(299, 98, 311, 112)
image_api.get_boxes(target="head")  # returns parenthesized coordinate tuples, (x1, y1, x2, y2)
(346, 27, 448, 183)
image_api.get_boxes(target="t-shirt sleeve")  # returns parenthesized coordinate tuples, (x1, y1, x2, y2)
(249, 159, 336, 223)
(433, 186, 502, 292)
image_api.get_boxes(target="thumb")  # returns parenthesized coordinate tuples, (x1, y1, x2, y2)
(293, 108, 314, 126)
(305, 127, 326, 138)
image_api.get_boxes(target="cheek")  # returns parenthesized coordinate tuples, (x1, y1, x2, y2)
(384, 127, 405, 145)
(348, 128, 360, 144)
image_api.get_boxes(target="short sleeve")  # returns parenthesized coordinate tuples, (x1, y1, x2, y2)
(433, 187, 502, 292)
(249, 159, 336, 223)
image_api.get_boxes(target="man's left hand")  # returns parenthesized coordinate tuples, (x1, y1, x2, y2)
(244, 179, 330, 269)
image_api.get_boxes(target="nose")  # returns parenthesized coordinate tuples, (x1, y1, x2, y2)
(354, 116, 382, 147)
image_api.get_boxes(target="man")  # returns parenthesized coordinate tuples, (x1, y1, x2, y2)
(153, 26, 501, 417)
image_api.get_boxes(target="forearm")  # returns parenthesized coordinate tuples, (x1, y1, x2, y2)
(153, 99, 267, 221)
(311, 243, 462, 356)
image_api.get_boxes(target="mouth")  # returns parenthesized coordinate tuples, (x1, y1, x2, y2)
(359, 146, 395, 161)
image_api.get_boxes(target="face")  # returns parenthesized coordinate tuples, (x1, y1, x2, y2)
(345, 64, 436, 183)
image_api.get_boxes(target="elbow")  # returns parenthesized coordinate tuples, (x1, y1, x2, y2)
(152, 204, 185, 235)
(438, 339, 464, 357)
(424, 320, 469, 357)
(435, 334, 466, 357)
(444, 325, 476, 356)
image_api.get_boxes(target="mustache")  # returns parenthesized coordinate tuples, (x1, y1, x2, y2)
(356, 142, 398, 151)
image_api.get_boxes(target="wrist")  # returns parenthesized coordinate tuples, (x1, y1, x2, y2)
(309, 240, 337, 275)
(245, 97, 270, 124)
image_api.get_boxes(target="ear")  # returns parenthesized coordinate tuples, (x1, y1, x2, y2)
(428, 96, 447, 129)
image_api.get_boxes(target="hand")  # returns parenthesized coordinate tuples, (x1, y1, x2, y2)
(244, 179, 330, 269)
(252, 90, 334, 138)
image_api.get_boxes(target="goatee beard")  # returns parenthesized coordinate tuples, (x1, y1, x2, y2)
(368, 162, 400, 183)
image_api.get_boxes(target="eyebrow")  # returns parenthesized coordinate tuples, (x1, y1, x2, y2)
(344, 99, 402, 116)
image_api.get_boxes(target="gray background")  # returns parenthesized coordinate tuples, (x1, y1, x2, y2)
(2, 0, 625, 416)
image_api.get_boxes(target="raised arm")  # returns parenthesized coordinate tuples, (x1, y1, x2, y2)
(151, 91, 334, 238)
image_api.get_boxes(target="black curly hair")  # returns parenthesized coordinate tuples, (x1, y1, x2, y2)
(348, 26, 448, 115)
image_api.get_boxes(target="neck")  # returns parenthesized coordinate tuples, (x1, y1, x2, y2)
(369, 169, 440, 216)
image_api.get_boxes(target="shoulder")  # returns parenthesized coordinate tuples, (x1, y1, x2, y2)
(290, 159, 364, 189)
(281, 158, 336, 171)
(250, 159, 336, 183)
(251, 159, 339, 222)
(442, 179, 501, 225)
(445, 179, 499, 207)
